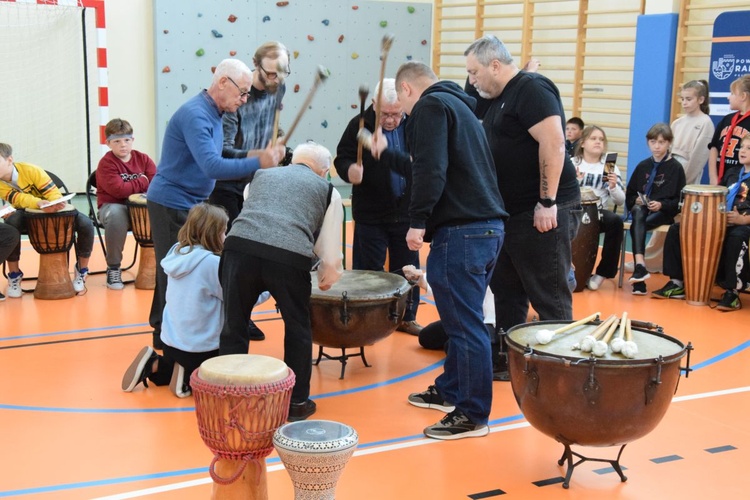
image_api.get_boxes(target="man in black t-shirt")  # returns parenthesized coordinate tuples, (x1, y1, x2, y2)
(464, 35, 581, 332)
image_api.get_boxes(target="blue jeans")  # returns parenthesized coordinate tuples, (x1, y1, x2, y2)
(430, 219, 504, 425)
(353, 221, 420, 321)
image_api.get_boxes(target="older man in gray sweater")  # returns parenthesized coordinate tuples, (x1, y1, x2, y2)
(219, 141, 343, 421)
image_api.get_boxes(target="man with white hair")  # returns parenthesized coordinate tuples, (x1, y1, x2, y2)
(147, 58, 285, 350)
(334, 78, 423, 336)
(219, 141, 343, 422)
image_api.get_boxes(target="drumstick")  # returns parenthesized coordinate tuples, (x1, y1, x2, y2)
(579, 314, 616, 352)
(271, 61, 286, 147)
(373, 34, 395, 132)
(356, 84, 369, 165)
(592, 316, 621, 357)
(622, 317, 639, 359)
(535, 312, 600, 344)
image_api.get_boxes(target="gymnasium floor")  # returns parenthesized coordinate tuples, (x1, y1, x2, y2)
(1, 222, 749, 499)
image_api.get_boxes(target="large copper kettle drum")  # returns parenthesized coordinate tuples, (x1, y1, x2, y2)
(505, 318, 692, 488)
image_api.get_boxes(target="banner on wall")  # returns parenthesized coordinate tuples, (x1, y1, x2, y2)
(708, 10, 750, 118)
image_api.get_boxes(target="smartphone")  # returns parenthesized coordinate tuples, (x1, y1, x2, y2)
(603, 152, 618, 175)
(638, 192, 650, 206)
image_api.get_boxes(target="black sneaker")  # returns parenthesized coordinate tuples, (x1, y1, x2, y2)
(424, 409, 489, 440)
(248, 320, 266, 341)
(716, 290, 742, 312)
(0, 291, 5, 301)
(632, 282, 647, 295)
(408, 385, 455, 412)
(629, 264, 651, 283)
(288, 399, 317, 421)
(652, 281, 685, 299)
(122, 346, 158, 392)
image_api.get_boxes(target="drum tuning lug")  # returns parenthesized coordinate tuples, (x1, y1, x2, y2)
(681, 342, 694, 379)
(339, 291, 350, 326)
(582, 358, 601, 406)
(645, 356, 664, 405)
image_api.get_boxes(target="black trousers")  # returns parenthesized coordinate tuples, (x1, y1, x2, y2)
(219, 249, 313, 403)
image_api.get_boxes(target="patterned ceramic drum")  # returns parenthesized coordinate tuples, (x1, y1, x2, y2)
(191, 354, 295, 500)
(25, 205, 77, 300)
(680, 184, 727, 305)
(126, 193, 156, 289)
(309, 270, 411, 348)
(571, 187, 601, 292)
(273, 420, 358, 500)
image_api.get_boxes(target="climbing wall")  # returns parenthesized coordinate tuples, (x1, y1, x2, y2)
(153, 0, 432, 158)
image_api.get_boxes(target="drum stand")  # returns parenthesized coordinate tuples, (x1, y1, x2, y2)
(314, 345, 371, 379)
(493, 328, 510, 382)
(557, 443, 628, 489)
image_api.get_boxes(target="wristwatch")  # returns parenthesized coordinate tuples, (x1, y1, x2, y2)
(538, 197, 556, 208)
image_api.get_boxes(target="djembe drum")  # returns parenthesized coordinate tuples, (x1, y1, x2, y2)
(679, 185, 727, 305)
(191, 354, 296, 500)
(126, 193, 155, 290)
(571, 187, 601, 292)
(273, 420, 358, 499)
(25, 206, 77, 300)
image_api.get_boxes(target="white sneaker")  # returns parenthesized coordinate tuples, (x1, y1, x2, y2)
(169, 363, 191, 398)
(6, 271, 23, 298)
(587, 274, 606, 291)
(73, 264, 88, 295)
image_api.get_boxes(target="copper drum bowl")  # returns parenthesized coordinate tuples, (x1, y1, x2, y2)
(310, 270, 412, 349)
(505, 320, 689, 448)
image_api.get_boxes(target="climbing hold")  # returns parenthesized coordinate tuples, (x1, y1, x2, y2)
(211, 66, 216, 73)
(293, 51, 299, 59)
(163, 29, 169, 34)
(421, 39, 427, 45)
(321, 120, 328, 128)
(228, 14, 237, 23)
(262, 15, 271, 22)
(406, 54, 413, 60)
(351, 52, 359, 59)
(181, 84, 187, 94)
(351, 104, 357, 109)
(322, 19, 330, 26)
(197, 13, 202, 17)
(229, 50, 237, 56)
(161, 66, 171, 73)
(307, 34, 314, 41)
(294, 84, 300, 93)
(352, 5, 359, 10)
(338, 34, 344, 43)
(380, 20, 388, 28)
(408, 6, 415, 13)
(211, 29, 223, 38)
(196, 48, 205, 57)
(276, 1, 289, 6)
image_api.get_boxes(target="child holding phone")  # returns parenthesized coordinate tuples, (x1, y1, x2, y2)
(625, 123, 686, 294)
(572, 125, 625, 290)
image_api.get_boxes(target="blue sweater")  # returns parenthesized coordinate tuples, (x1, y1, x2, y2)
(148, 91, 261, 210)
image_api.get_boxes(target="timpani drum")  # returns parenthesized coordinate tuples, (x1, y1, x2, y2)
(571, 187, 601, 292)
(273, 420, 358, 500)
(310, 270, 412, 377)
(506, 319, 691, 488)
(25, 206, 77, 300)
(126, 193, 156, 290)
(191, 354, 296, 500)
(679, 185, 727, 305)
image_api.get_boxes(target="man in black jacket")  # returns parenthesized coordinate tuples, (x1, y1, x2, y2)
(334, 78, 422, 336)
(370, 61, 507, 440)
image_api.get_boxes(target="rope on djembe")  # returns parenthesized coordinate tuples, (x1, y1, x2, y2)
(191, 369, 295, 485)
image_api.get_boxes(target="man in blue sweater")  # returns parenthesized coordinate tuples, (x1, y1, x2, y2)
(147, 58, 285, 350)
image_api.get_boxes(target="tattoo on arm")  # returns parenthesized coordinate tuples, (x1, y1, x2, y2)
(541, 160, 549, 197)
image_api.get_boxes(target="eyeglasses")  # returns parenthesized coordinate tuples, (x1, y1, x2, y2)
(258, 65, 290, 80)
(381, 112, 403, 120)
(226, 76, 251, 99)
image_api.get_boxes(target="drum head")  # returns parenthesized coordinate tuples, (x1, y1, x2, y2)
(580, 187, 600, 204)
(128, 193, 147, 205)
(198, 354, 288, 385)
(310, 270, 410, 301)
(506, 320, 684, 362)
(26, 204, 76, 214)
(274, 420, 358, 453)
(682, 184, 727, 195)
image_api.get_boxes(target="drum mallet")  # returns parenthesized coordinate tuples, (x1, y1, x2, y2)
(535, 312, 600, 345)
(610, 313, 628, 353)
(281, 65, 330, 144)
(592, 316, 621, 357)
(373, 34, 395, 129)
(271, 61, 289, 147)
(622, 317, 639, 359)
(577, 314, 616, 352)
(356, 84, 369, 165)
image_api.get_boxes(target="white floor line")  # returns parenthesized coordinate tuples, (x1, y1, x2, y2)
(91, 384, 750, 499)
